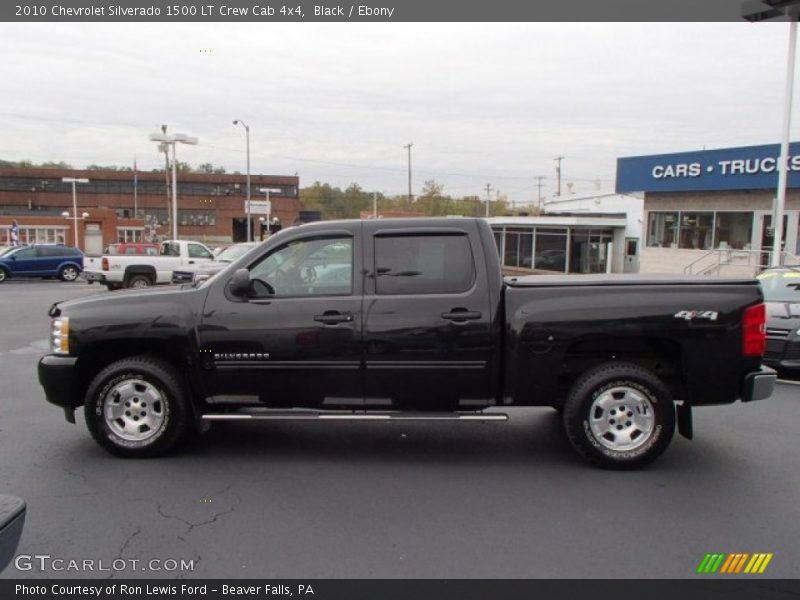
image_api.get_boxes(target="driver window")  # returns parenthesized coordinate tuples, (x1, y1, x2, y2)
(248, 237, 353, 298)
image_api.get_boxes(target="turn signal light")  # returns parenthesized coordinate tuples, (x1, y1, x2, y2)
(102, 257, 109, 271)
(52, 317, 70, 355)
(742, 304, 766, 357)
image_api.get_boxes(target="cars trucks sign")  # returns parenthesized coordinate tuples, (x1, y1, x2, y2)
(616, 142, 800, 193)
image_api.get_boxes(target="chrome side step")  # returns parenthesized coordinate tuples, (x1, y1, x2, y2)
(202, 410, 508, 422)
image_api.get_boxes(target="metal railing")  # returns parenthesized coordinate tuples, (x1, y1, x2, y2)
(683, 248, 800, 276)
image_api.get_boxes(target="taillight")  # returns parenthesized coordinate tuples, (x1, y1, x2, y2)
(102, 257, 108, 271)
(742, 303, 766, 357)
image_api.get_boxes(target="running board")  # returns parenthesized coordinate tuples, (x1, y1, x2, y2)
(202, 410, 508, 422)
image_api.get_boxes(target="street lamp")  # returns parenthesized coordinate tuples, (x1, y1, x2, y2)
(743, 0, 800, 266)
(61, 177, 89, 249)
(233, 120, 252, 242)
(148, 132, 199, 240)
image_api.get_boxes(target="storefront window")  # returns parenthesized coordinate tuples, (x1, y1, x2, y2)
(714, 212, 753, 250)
(534, 228, 567, 272)
(504, 231, 519, 267)
(570, 229, 612, 273)
(679, 212, 714, 250)
(647, 212, 679, 247)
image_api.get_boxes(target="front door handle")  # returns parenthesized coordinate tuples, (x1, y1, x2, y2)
(314, 311, 353, 325)
(441, 309, 482, 322)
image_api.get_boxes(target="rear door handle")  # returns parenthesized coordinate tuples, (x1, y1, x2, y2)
(314, 311, 353, 325)
(441, 309, 482, 322)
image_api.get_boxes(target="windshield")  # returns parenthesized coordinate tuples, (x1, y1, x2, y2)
(757, 270, 800, 303)
(216, 243, 257, 263)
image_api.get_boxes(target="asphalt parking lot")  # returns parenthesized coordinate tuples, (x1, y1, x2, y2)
(0, 279, 798, 579)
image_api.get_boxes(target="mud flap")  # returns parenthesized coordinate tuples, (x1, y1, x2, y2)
(676, 403, 693, 440)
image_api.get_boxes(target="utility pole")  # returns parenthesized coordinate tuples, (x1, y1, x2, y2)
(484, 183, 493, 218)
(161, 125, 170, 232)
(554, 156, 564, 197)
(372, 191, 378, 218)
(535, 176, 545, 210)
(403, 143, 413, 202)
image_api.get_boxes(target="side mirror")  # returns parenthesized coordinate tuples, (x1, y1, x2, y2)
(228, 268, 251, 298)
(0, 495, 26, 573)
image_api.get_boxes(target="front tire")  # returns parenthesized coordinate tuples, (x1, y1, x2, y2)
(0, 267, 7, 283)
(562, 362, 675, 470)
(84, 356, 193, 457)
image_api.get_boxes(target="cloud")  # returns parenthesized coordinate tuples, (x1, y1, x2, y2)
(0, 22, 795, 201)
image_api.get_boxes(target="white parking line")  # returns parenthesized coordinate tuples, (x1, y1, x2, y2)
(776, 379, 800, 386)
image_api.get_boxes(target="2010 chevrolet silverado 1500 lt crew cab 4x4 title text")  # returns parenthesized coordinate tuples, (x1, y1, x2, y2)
(38, 218, 776, 469)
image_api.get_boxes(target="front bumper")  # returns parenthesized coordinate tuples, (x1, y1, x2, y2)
(38, 355, 81, 415)
(741, 365, 778, 402)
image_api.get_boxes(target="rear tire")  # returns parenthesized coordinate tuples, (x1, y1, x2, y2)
(84, 356, 193, 458)
(59, 265, 80, 282)
(562, 362, 675, 470)
(126, 275, 151, 289)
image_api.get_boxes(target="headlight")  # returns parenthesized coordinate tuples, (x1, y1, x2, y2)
(52, 317, 70, 355)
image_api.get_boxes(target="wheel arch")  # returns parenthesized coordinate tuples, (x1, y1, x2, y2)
(559, 335, 687, 404)
(76, 340, 203, 412)
(123, 265, 157, 285)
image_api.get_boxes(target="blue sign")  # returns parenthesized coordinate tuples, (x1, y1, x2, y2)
(616, 142, 800, 193)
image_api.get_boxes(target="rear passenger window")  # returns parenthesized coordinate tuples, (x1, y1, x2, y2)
(374, 234, 475, 295)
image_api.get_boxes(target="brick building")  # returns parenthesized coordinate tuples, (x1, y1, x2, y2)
(0, 167, 300, 253)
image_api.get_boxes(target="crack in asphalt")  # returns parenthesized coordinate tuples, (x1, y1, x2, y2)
(155, 485, 242, 534)
(106, 526, 142, 580)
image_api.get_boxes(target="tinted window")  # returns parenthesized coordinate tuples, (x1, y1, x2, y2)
(37, 246, 67, 257)
(248, 237, 353, 298)
(12, 247, 35, 259)
(188, 244, 214, 259)
(374, 234, 475, 295)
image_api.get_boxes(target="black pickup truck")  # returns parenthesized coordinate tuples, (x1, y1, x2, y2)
(38, 218, 776, 469)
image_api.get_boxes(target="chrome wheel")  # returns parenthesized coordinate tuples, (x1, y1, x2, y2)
(589, 385, 655, 452)
(103, 379, 167, 442)
(0, 269, 6, 282)
(130, 278, 150, 289)
(61, 266, 78, 281)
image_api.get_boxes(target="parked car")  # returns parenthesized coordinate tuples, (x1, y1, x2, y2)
(0, 244, 83, 283)
(171, 242, 259, 284)
(85, 239, 215, 290)
(82, 243, 160, 284)
(38, 218, 775, 469)
(758, 266, 800, 373)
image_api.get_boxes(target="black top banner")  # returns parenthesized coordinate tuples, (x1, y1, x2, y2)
(0, 0, 790, 22)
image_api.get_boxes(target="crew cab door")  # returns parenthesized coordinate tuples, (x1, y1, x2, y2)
(362, 221, 494, 410)
(198, 224, 363, 407)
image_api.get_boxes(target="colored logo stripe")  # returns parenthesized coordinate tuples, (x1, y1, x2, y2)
(697, 552, 773, 574)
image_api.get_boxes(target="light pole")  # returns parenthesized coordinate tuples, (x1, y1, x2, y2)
(403, 143, 413, 202)
(148, 132, 199, 240)
(259, 187, 281, 237)
(233, 120, 252, 241)
(743, 0, 800, 266)
(61, 177, 89, 248)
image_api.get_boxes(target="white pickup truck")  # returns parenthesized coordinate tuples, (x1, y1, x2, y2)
(83, 240, 215, 290)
